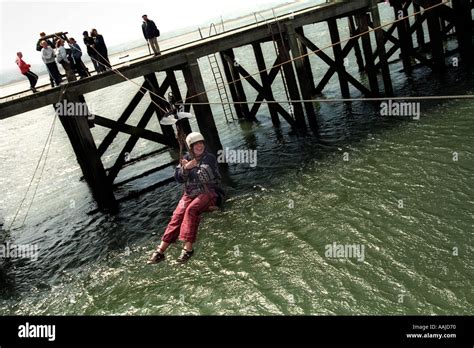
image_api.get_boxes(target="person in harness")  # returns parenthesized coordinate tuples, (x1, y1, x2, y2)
(147, 132, 225, 264)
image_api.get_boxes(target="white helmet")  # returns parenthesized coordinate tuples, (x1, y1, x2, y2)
(186, 132, 205, 149)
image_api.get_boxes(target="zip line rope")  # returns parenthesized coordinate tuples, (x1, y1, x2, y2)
(7, 86, 66, 230)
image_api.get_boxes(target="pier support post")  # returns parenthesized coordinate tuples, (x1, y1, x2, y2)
(57, 92, 117, 212)
(327, 18, 350, 98)
(369, 0, 393, 96)
(413, 3, 426, 49)
(295, 27, 316, 94)
(252, 42, 280, 126)
(220, 49, 252, 120)
(357, 13, 379, 95)
(392, 0, 413, 73)
(285, 23, 318, 129)
(452, 0, 473, 66)
(348, 16, 365, 72)
(275, 35, 306, 129)
(182, 54, 223, 155)
(425, 0, 445, 71)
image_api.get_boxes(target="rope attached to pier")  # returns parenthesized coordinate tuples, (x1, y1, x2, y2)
(7, 85, 67, 230)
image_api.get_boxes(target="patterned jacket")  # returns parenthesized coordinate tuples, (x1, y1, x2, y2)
(175, 151, 221, 198)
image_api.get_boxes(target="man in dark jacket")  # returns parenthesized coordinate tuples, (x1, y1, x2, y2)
(91, 29, 111, 72)
(83, 31, 100, 73)
(141, 15, 161, 56)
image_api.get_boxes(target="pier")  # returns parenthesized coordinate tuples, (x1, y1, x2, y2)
(1, 0, 472, 213)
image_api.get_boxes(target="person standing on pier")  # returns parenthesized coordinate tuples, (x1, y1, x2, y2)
(147, 132, 224, 264)
(90, 29, 111, 72)
(83, 31, 100, 73)
(36, 32, 56, 87)
(141, 15, 161, 56)
(15, 52, 38, 93)
(40, 40, 62, 87)
(68, 38, 88, 78)
(55, 39, 76, 81)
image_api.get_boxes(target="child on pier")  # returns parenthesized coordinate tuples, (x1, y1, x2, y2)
(147, 132, 223, 264)
(15, 52, 38, 93)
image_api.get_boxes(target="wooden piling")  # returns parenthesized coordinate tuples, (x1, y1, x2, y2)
(356, 12, 379, 95)
(275, 36, 306, 129)
(220, 49, 252, 120)
(425, 0, 445, 71)
(182, 54, 223, 155)
(452, 0, 473, 66)
(348, 16, 365, 72)
(369, 0, 393, 96)
(413, 3, 426, 49)
(295, 27, 316, 94)
(392, 0, 413, 73)
(327, 18, 350, 98)
(56, 92, 117, 212)
(285, 23, 318, 129)
(252, 42, 280, 126)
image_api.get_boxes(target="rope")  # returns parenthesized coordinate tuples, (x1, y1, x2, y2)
(7, 85, 67, 230)
(182, 94, 474, 105)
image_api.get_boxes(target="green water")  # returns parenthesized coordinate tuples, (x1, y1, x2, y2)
(2, 95, 472, 315)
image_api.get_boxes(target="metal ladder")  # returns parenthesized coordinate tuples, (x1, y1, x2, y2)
(199, 22, 236, 124)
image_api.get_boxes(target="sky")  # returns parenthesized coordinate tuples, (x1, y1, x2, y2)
(0, 0, 292, 73)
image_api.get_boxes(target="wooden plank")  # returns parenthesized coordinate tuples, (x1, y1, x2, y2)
(97, 80, 149, 156)
(252, 42, 280, 125)
(93, 115, 175, 146)
(233, 56, 296, 126)
(107, 103, 156, 183)
(297, 32, 373, 96)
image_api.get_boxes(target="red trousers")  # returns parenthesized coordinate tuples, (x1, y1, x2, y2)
(162, 192, 216, 244)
